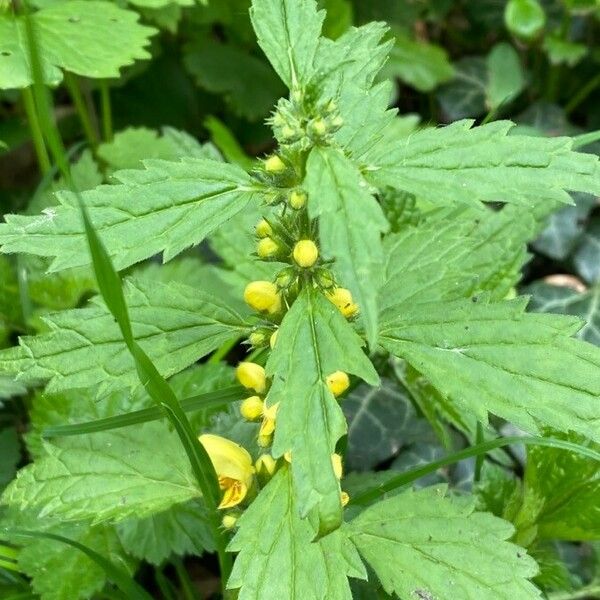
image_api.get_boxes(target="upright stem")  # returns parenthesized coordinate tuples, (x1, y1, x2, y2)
(100, 80, 113, 142)
(173, 557, 202, 600)
(565, 72, 600, 115)
(64, 72, 98, 149)
(21, 86, 51, 174)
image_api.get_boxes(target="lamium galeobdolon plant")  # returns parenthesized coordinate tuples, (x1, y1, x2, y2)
(0, 0, 600, 598)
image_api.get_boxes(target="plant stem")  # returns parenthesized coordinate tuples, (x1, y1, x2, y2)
(100, 80, 113, 142)
(208, 337, 239, 364)
(565, 72, 600, 115)
(21, 86, 51, 174)
(549, 584, 600, 600)
(64, 72, 98, 149)
(173, 557, 202, 600)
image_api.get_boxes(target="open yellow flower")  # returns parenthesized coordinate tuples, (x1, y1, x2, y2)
(199, 434, 255, 509)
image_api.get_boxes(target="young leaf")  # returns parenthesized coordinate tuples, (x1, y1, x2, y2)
(379, 297, 600, 443)
(0, 158, 264, 272)
(365, 120, 600, 207)
(0, 278, 249, 395)
(227, 467, 366, 600)
(266, 286, 378, 534)
(0, 2, 155, 89)
(249, 0, 324, 88)
(305, 146, 388, 347)
(347, 486, 541, 599)
(2, 421, 202, 523)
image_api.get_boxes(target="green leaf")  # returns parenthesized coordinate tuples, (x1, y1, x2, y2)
(543, 34, 587, 67)
(0, 428, 20, 493)
(117, 500, 214, 565)
(0, 1, 155, 89)
(486, 42, 525, 108)
(305, 146, 388, 347)
(227, 466, 366, 599)
(343, 378, 431, 471)
(249, 0, 324, 88)
(573, 217, 600, 284)
(266, 286, 378, 534)
(437, 57, 487, 120)
(525, 281, 600, 347)
(2, 420, 201, 523)
(379, 296, 600, 443)
(184, 40, 285, 121)
(347, 486, 541, 599)
(0, 278, 249, 395)
(366, 120, 600, 207)
(0, 158, 264, 272)
(97, 126, 216, 171)
(504, 0, 546, 41)
(381, 31, 454, 92)
(515, 431, 600, 542)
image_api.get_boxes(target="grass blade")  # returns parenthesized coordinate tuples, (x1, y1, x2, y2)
(350, 435, 600, 506)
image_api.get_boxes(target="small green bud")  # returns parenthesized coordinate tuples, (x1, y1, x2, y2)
(310, 118, 327, 137)
(289, 189, 307, 210)
(264, 155, 286, 173)
(248, 329, 269, 348)
(256, 219, 273, 238)
(315, 268, 336, 289)
(276, 267, 296, 289)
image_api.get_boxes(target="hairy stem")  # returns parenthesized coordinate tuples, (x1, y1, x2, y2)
(21, 86, 51, 174)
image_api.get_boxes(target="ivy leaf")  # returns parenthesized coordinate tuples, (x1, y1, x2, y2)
(227, 466, 366, 600)
(573, 216, 600, 284)
(117, 500, 214, 565)
(266, 286, 378, 534)
(347, 486, 541, 600)
(0, 278, 249, 395)
(306, 146, 388, 347)
(0, 158, 264, 272)
(365, 120, 600, 207)
(525, 281, 600, 346)
(2, 421, 201, 523)
(250, 0, 324, 88)
(515, 431, 600, 542)
(0, 1, 155, 89)
(437, 57, 487, 120)
(379, 297, 600, 443)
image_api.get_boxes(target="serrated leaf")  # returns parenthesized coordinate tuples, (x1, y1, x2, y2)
(184, 40, 284, 121)
(0, 278, 249, 395)
(525, 281, 600, 347)
(515, 431, 600, 541)
(0, 158, 264, 272)
(117, 500, 214, 565)
(250, 0, 324, 88)
(379, 297, 600, 443)
(2, 420, 201, 523)
(266, 286, 378, 534)
(347, 486, 542, 600)
(227, 466, 366, 600)
(306, 146, 388, 347)
(343, 378, 431, 471)
(0, 2, 155, 89)
(366, 120, 600, 207)
(380, 31, 454, 92)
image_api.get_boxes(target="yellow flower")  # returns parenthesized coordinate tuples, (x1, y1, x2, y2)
(256, 219, 273, 238)
(289, 189, 307, 210)
(257, 237, 280, 259)
(240, 396, 264, 421)
(259, 402, 279, 437)
(244, 281, 281, 314)
(199, 434, 255, 509)
(331, 454, 343, 480)
(293, 240, 319, 268)
(326, 287, 359, 319)
(255, 454, 277, 477)
(236, 362, 267, 394)
(341, 491, 350, 507)
(326, 371, 349, 397)
(264, 155, 286, 173)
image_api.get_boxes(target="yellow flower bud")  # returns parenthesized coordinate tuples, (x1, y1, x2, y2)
(331, 454, 343, 480)
(284, 451, 292, 463)
(341, 491, 350, 507)
(265, 155, 286, 173)
(256, 219, 273, 238)
(326, 371, 350, 397)
(222, 514, 238, 529)
(255, 454, 277, 477)
(199, 434, 255, 509)
(236, 362, 267, 394)
(293, 240, 319, 268)
(289, 189, 307, 210)
(326, 287, 359, 319)
(259, 402, 279, 437)
(244, 281, 281, 314)
(269, 329, 278, 349)
(257, 433, 272, 448)
(240, 396, 264, 421)
(257, 237, 280, 259)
